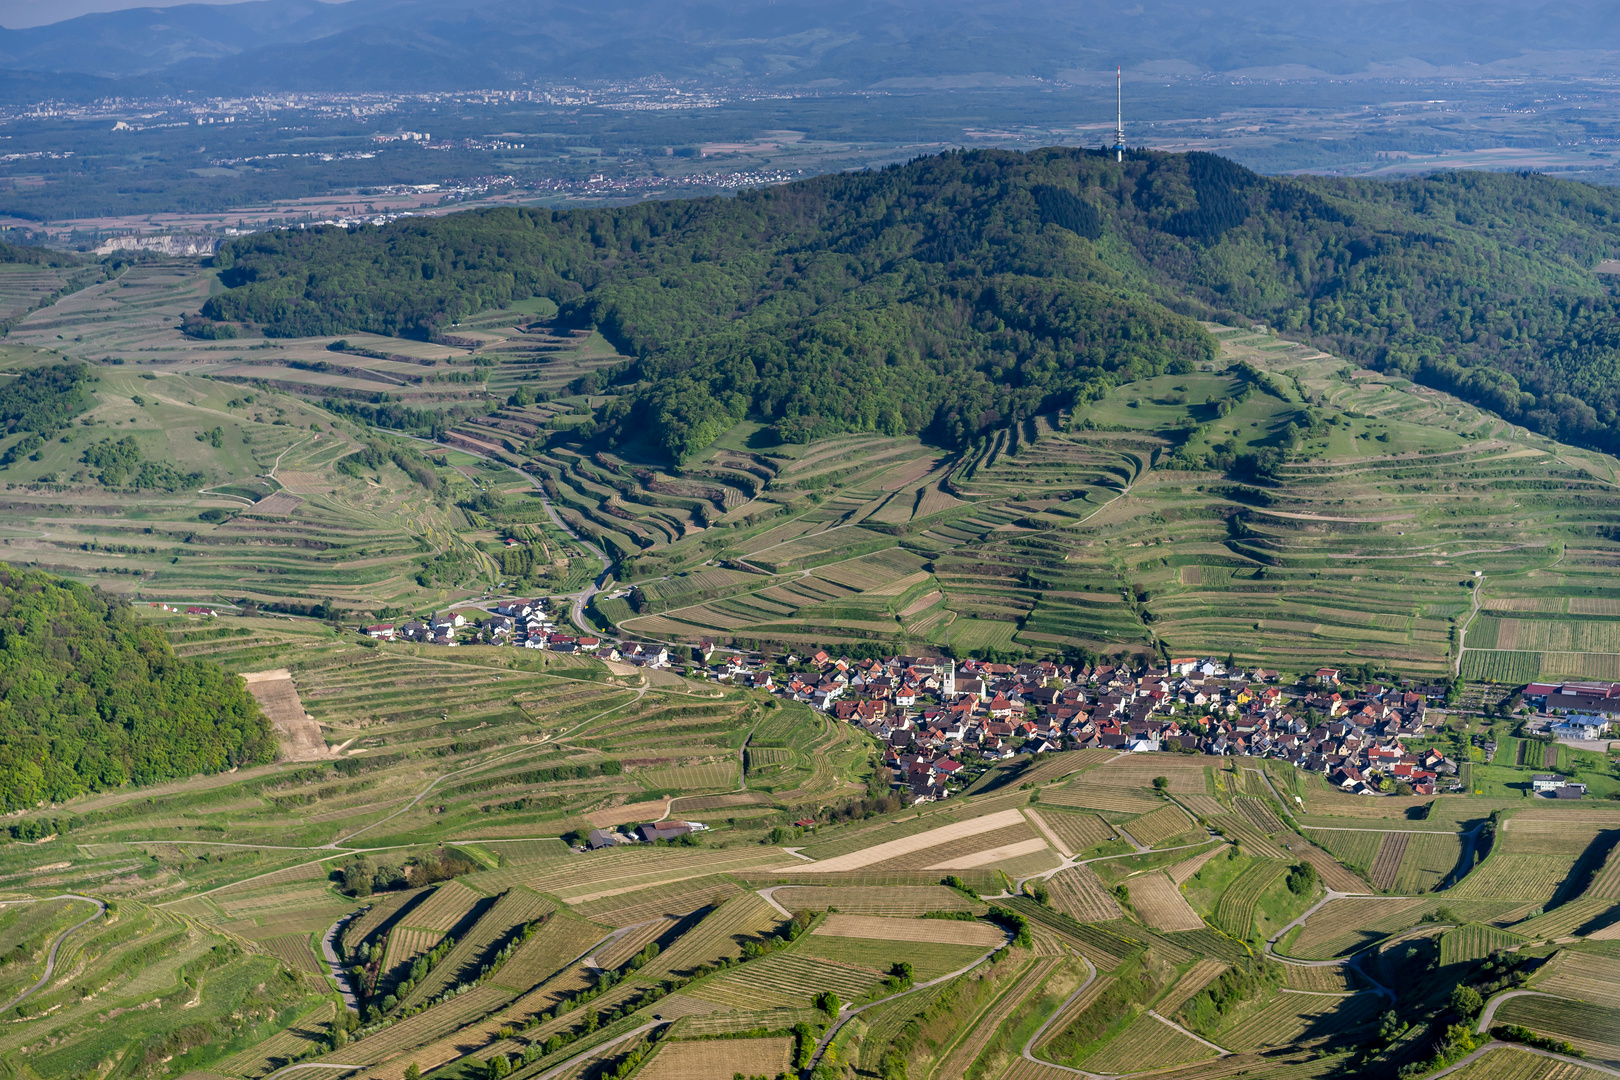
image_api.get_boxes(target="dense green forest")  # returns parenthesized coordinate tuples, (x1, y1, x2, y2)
(0, 565, 274, 810)
(203, 149, 1620, 460)
(0, 364, 93, 435)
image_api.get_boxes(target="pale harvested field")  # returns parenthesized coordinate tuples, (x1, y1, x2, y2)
(811, 914, 1005, 947)
(242, 669, 329, 761)
(1129, 872, 1205, 932)
(639, 1037, 793, 1080)
(923, 836, 1051, 870)
(780, 808, 1027, 872)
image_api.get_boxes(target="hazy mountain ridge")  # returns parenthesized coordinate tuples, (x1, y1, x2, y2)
(4, 0, 1620, 91)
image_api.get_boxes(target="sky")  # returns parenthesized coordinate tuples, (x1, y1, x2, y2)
(0, 0, 351, 29)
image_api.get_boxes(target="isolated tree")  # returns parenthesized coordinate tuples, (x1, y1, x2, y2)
(1450, 985, 1483, 1018)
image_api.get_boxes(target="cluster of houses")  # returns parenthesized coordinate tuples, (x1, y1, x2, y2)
(359, 600, 672, 668)
(699, 650, 1462, 802)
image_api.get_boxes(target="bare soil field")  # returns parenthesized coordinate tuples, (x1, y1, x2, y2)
(241, 669, 329, 761)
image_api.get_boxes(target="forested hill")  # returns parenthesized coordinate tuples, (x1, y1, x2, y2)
(203, 149, 1620, 461)
(0, 566, 274, 810)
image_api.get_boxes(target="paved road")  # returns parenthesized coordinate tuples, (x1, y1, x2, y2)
(320, 913, 361, 1010)
(1456, 576, 1483, 678)
(807, 933, 1011, 1070)
(0, 894, 105, 1012)
(532, 1021, 661, 1080)
(1019, 954, 1099, 1077)
(1474, 989, 1553, 1035)
(1428, 1040, 1620, 1080)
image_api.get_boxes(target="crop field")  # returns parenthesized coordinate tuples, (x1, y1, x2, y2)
(382, 926, 445, 983)
(1438, 924, 1527, 966)
(214, 1002, 337, 1078)
(793, 934, 989, 980)
(1158, 959, 1231, 1014)
(1446, 1047, 1616, 1080)
(1208, 814, 1290, 858)
(1583, 844, 1620, 900)
(769, 885, 978, 916)
(404, 880, 487, 932)
(319, 984, 513, 1067)
(813, 913, 1006, 947)
(1283, 898, 1427, 959)
(790, 807, 1030, 872)
(638, 1037, 794, 1080)
(631, 760, 738, 791)
(1510, 897, 1620, 940)
(1535, 949, 1620, 1008)
(1167, 844, 1230, 886)
(495, 913, 605, 991)
(1081, 1011, 1219, 1073)
(1045, 866, 1125, 922)
(1446, 855, 1575, 902)
(402, 886, 552, 1005)
(1211, 862, 1288, 940)
(571, 875, 745, 926)
(683, 951, 883, 1009)
(1367, 835, 1406, 893)
(1306, 829, 1383, 879)
(1128, 804, 1199, 847)
(1394, 832, 1468, 894)
(1283, 967, 1361, 994)
(638, 893, 782, 977)
(1495, 996, 1620, 1062)
(1027, 809, 1117, 857)
(1041, 784, 1163, 814)
(1129, 872, 1207, 932)
(1219, 990, 1384, 1052)
(943, 957, 1062, 1076)
(259, 932, 324, 976)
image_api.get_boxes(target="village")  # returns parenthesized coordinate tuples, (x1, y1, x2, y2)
(338, 601, 1620, 808)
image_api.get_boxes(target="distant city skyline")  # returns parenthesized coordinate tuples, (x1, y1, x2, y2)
(0, 0, 352, 30)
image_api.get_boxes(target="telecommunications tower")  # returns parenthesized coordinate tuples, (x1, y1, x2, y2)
(1114, 66, 1125, 162)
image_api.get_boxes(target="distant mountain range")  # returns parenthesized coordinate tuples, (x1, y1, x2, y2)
(2, 0, 1618, 94)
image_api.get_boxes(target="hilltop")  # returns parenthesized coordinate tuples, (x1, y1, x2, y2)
(198, 149, 1620, 465)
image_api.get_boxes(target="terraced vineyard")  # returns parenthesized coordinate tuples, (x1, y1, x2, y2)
(11, 263, 1620, 1080)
